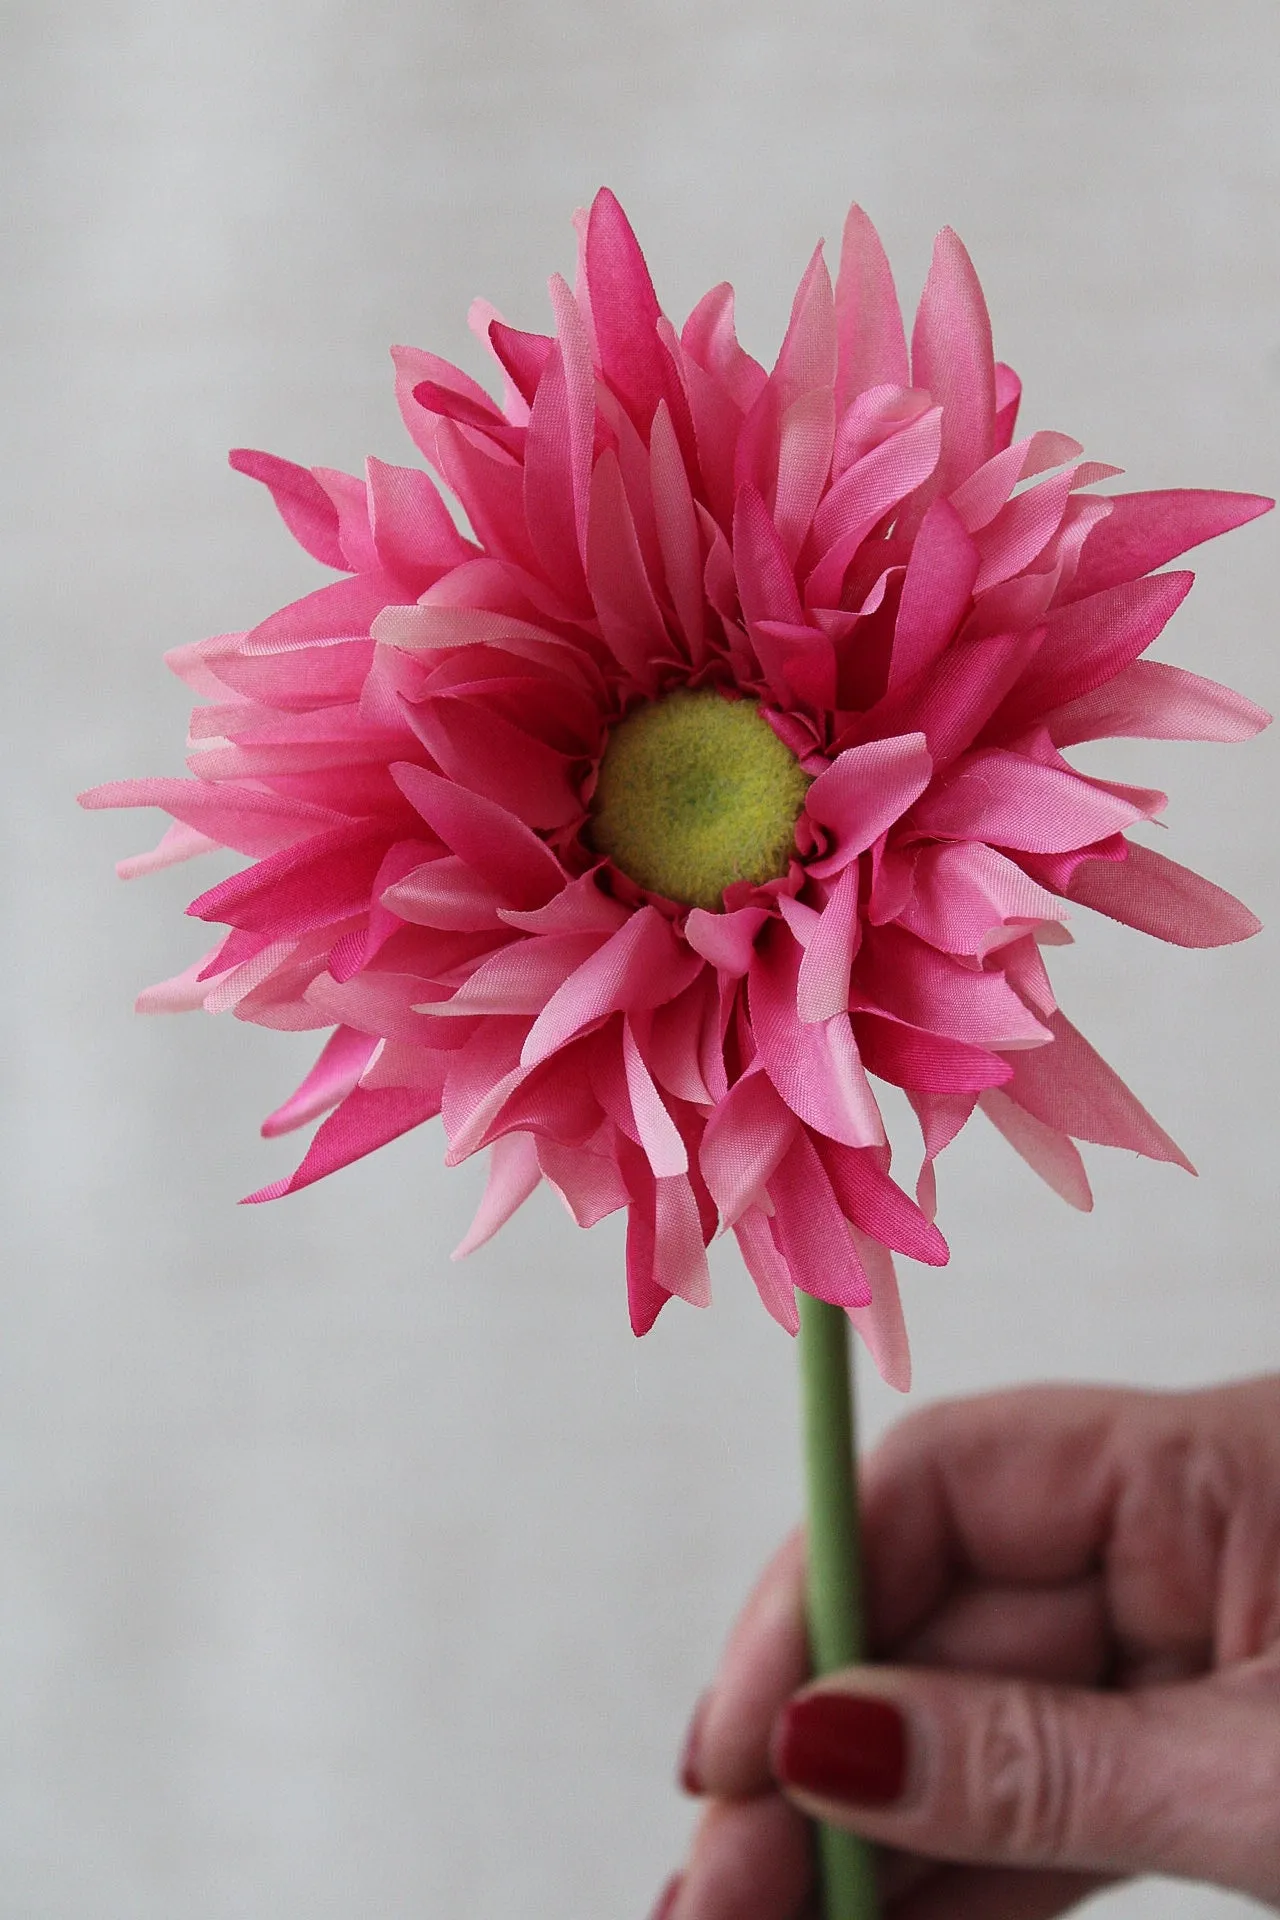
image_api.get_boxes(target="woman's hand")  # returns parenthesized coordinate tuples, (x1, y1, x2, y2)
(655, 1378, 1280, 1918)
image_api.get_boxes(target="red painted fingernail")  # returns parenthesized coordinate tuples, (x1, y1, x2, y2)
(774, 1691, 908, 1806)
(678, 1690, 711, 1794)
(647, 1871, 684, 1920)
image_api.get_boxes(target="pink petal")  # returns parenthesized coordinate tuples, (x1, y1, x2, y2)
(1047, 660, 1272, 747)
(978, 1088, 1092, 1211)
(734, 484, 805, 629)
(907, 627, 1047, 768)
(910, 228, 996, 501)
(654, 1172, 713, 1308)
(854, 1012, 1013, 1094)
(453, 1131, 543, 1256)
(796, 867, 860, 1022)
(521, 342, 591, 605)
(804, 733, 933, 877)
(834, 205, 909, 408)
(683, 904, 769, 976)
(246, 571, 410, 653)
(1065, 489, 1273, 601)
(804, 407, 942, 607)
(898, 841, 1069, 958)
(767, 1131, 873, 1308)
(1065, 842, 1261, 948)
(243, 1082, 445, 1202)
(949, 431, 1084, 533)
(584, 187, 670, 435)
(888, 498, 980, 690)
(749, 928, 885, 1148)
(522, 907, 701, 1067)
(999, 1009, 1193, 1170)
(537, 1133, 629, 1227)
(79, 778, 349, 857)
(700, 1067, 799, 1227)
(586, 447, 670, 689)
(187, 827, 388, 937)
(366, 455, 474, 587)
(390, 763, 564, 909)
(992, 573, 1194, 735)
(406, 695, 580, 830)
(431, 931, 605, 1017)
(732, 1207, 800, 1334)
(817, 1138, 949, 1264)
(912, 750, 1148, 852)
(114, 819, 221, 879)
(383, 854, 508, 931)
(855, 925, 1052, 1048)
(650, 399, 708, 660)
(498, 872, 630, 937)
(262, 1028, 386, 1133)
(228, 449, 349, 570)
(846, 1229, 911, 1392)
(622, 1019, 688, 1176)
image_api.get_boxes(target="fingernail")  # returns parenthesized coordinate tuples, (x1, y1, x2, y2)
(774, 1691, 908, 1807)
(678, 1689, 711, 1794)
(647, 1871, 684, 1920)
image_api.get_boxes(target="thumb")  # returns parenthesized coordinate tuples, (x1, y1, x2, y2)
(772, 1664, 1280, 1902)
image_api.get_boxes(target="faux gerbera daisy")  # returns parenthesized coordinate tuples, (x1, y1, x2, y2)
(82, 190, 1270, 1393)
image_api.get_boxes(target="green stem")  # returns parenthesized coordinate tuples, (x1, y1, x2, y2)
(796, 1293, 879, 1920)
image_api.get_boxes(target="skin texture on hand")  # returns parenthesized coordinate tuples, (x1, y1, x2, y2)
(663, 1378, 1280, 1919)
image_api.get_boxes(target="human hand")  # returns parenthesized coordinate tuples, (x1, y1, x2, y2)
(654, 1378, 1280, 1918)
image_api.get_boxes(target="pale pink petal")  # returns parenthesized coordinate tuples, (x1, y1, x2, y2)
(804, 733, 933, 876)
(978, 1088, 1092, 1211)
(700, 1067, 798, 1227)
(732, 1207, 800, 1334)
(846, 1230, 911, 1392)
(79, 778, 348, 857)
(429, 931, 605, 1018)
(805, 408, 942, 607)
(453, 1131, 543, 1256)
(683, 905, 769, 976)
(898, 842, 1069, 957)
(366, 456, 474, 585)
(1047, 660, 1272, 747)
(537, 1133, 629, 1227)
(796, 867, 860, 1022)
(522, 907, 700, 1067)
(856, 925, 1052, 1049)
(949, 432, 1084, 533)
(115, 819, 220, 879)
(654, 1173, 713, 1307)
(912, 750, 1148, 852)
(622, 1019, 688, 1176)
(383, 854, 508, 931)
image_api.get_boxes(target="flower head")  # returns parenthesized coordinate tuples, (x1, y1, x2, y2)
(82, 191, 1271, 1388)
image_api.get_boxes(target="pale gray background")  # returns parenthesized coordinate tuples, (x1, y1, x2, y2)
(4, 2, 1279, 1914)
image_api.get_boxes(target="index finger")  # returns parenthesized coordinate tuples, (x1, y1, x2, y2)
(695, 1385, 1129, 1797)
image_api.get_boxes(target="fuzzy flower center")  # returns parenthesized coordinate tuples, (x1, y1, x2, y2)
(589, 690, 811, 912)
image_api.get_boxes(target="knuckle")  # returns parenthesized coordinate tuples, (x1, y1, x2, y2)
(965, 1684, 1100, 1864)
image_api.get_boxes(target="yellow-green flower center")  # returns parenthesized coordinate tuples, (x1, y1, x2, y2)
(588, 690, 811, 911)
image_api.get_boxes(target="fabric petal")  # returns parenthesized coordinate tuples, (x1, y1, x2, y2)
(1065, 842, 1261, 948)
(453, 1132, 543, 1256)
(978, 1088, 1092, 1211)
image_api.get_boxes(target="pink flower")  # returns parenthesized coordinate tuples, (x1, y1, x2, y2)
(82, 191, 1271, 1388)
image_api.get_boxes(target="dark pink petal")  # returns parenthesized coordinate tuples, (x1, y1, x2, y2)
(834, 205, 909, 408)
(244, 1082, 446, 1202)
(522, 907, 701, 1067)
(329, 837, 438, 979)
(1066, 842, 1261, 947)
(392, 344, 510, 463)
(366, 456, 474, 587)
(228, 449, 349, 570)
(749, 928, 884, 1147)
(910, 228, 996, 501)
(888, 498, 980, 690)
(907, 1087, 978, 1217)
(649, 399, 708, 660)
(734, 484, 805, 628)
(912, 750, 1149, 852)
(700, 1067, 798, 1227)
(999, 1009, 1193, 1170)
(406, 696, 580, 830)
(847, 1230, 910, 1392)
(978, 1088, 1092, 1211)
(767, 1131, 873, 1308)
(991, 573, 1194, 736)
(486, 321, 554, 408)
(260, 1026, 379, 1138)
(854, 1011, 1012, 1094)
(312, 467, 379, 572)
(586, 448, 670, 688)
(804, 733, 932, 877)
(819, 1138, 949, 1268)
(390, 763, 564, 909)
(585, 187, 669, 435)
(453, 1132, 543, 1256)
(187, 827, 387, 936)
(621, 1159, 672, 1335)
(1064, 489, 1273, 602)
(521, 343, 591, 605)
(733, 1207, 800, 1334)
(1046, 659, 1272, 747)
(906, 627, 1046, 768)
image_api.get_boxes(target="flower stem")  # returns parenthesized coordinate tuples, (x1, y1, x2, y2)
(796, 1293, 879, 1920)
